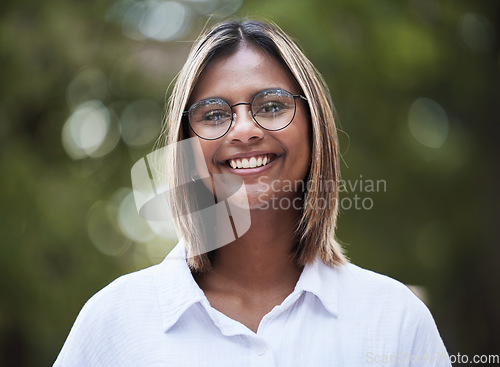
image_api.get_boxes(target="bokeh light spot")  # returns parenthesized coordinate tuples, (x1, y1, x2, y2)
(117, 189, 156, 243)
(107, 0, 243, 42)
(146, 217, 177, 241)
(87, 201, 130, 256)
(62, 100, 119, 159)
(121, 1, 148, 40)
(139, 1, 189, 41)
(408, 97, 449, 148)
(459, 13, 495, 53)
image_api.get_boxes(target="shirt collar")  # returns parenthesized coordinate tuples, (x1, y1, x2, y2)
(155, 238, 207, 332)
(155, 240, 340, 332)
(294, 256, 339, 317)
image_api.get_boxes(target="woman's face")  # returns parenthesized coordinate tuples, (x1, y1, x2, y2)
(187, 44, 311, 210)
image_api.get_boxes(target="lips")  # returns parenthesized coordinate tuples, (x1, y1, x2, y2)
(225, 153, 277, 170)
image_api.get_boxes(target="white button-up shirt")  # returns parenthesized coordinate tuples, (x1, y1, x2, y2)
(54, 239, 451, 366)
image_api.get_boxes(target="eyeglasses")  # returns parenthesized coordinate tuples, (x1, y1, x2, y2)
(183, 89, 307, 140)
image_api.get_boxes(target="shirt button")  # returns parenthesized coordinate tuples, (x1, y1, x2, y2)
(256, 344, 267, 356)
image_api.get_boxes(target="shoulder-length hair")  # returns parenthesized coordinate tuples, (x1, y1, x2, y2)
(157, 19, 347, 272)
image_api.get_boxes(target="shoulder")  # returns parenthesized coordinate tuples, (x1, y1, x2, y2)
(54, 264, 162, 366)
(335, 263, 449, 354)
(334, 262, 437, 331)
(84, 264, 159, 312)
(336, 262, 422, 308)
(72, 263, 163, 335)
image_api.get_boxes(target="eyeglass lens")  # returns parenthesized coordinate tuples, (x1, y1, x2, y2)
(188, 89, 296, 140)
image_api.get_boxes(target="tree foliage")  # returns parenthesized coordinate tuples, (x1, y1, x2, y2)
(0, 0, 499, 364)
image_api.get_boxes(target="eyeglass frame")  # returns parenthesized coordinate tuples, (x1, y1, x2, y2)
(182, 89, 308, 140)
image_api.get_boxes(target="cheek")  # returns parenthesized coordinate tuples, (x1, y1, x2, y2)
(274, 124, 311, 188)
(182, 133, 217, 181)
(297, 131, 312, 182)
(188, 139, 218, 197)
(291, 116, 312, 167)
(196, 140, 220, 172)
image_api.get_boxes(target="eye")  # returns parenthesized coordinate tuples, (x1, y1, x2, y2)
(255, 101, 286, 116)
(201, 109, 231, 124)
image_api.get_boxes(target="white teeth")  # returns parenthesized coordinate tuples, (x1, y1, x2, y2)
(249, 157, 257, 168)
(228, 155, 273, 169)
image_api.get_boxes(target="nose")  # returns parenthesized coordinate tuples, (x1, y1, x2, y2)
(225, 104, 264, 144)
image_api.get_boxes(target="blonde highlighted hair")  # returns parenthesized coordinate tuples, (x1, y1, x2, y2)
(157, 19, 347, 272)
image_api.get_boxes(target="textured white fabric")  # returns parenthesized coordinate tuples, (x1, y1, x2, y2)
(54, 239, 451, 366)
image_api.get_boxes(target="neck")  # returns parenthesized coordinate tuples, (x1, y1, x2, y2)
(200, 206, 303, 297)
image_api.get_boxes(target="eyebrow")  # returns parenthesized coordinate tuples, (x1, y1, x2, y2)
(195, 87, 291, 104)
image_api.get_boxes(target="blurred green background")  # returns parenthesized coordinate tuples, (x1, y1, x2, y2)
(1, 0, 499, 365)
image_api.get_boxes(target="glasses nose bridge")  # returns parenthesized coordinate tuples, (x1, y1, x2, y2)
(229, 101, 254, 123)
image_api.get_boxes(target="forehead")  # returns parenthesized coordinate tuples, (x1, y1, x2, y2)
(189, 44, 298, 104)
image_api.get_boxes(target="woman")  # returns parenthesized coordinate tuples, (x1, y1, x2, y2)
(55, 19, 451, 366)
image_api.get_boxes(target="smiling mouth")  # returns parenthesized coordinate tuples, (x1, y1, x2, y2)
(226, 154, 277, 169)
